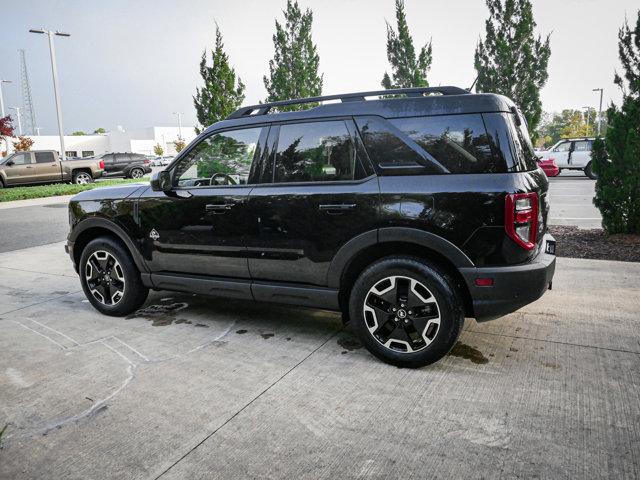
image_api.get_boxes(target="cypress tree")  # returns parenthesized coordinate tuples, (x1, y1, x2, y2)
(593, 11, 640, 234)
(474, 0, 550, 134)
(193, 24, 245, 133)
(263, 0, 323, 111)
(382, 0, 432, 89)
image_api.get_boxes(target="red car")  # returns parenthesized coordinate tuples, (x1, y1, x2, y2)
(537, 158, 560, 177)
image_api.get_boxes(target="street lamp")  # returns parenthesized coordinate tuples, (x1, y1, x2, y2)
(172, 112, 183, 139)
(29, 28, 70, 160)
(592, 88, 604, 136)
(0, 79, 12, 117)
(9, 106, 22, 135)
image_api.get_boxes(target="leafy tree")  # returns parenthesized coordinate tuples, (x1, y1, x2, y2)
(0, 115, 14, 156)
(381, 0, 432, 89)
(536, 109, 599, 147)
(263, 0, 322, 111)
(72, 131, 86, 136)
(153, 143, 164, 156)
(593, 10, 640, 234)
(13, 136, 34, 151)
(93, 127, 106, 134)
(173, 139, 186, 153)
(474, 0, 551, 137)
(193, 24, 245, 133)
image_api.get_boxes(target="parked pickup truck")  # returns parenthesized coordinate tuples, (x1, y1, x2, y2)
(0, 150, 104, 188)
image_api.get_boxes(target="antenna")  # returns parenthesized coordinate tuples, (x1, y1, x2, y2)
(468, 76, 479, 92)
(19, 49, 37, 135)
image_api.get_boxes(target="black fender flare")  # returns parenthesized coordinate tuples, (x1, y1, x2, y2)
(69, 217, 149, 273)
(326, 227, 474, 288)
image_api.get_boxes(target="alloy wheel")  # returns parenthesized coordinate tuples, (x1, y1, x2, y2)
(363, 275, 440, 353)
(75, 172, 92, 184)
(131, 169, 143, 178)
(85, 250, 126, 306)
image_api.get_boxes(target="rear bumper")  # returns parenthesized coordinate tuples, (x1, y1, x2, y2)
(460, 234, 556, 322)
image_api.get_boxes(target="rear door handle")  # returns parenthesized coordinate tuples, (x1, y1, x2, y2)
(318, 203, 357, 214)
(205, 203, 235, 213)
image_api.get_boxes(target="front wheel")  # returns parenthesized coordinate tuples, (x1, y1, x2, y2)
(79, 236, 149, 316)
(349, 257, 465, 368)
(584, 162, 598, 180)
(73, 171, 93, 184)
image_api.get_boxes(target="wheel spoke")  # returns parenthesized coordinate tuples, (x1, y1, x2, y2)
(395, 277, 410, 307)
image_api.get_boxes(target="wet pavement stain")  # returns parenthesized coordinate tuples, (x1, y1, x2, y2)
(126, 301, 189, 327)
(261, 333, 275, 339)
(175, 319, 192, 325)
(337, 337, 363, 351)
(194, 323, 209, 328)
(449, 342, 489, 364)
(236, 329, 248, 334)
(52, 291, 69, 295)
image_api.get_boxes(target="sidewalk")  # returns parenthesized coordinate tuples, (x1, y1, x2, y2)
(0, 194, 74, 210)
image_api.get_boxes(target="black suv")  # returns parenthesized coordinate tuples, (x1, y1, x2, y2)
(100, 152, 152, 179)
(66, 87, 556, 367)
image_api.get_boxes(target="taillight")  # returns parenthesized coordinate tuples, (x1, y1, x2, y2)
(144, 159, 150, 164)
(99, 160, 104, 169)
(505, 192, 538, 250)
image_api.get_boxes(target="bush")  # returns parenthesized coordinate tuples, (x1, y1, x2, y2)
(592, 10, 640, 234)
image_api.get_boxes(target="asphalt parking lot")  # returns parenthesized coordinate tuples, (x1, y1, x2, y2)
(1, 240, 639, 479)
(547, 171, 602, 229)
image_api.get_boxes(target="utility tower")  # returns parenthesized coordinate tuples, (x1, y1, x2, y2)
(19, 49, 37, 135)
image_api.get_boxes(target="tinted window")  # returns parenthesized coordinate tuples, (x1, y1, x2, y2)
(102, 154, 114, 164)
(35, 152, 55, 164)
(391, 114, 502, 173)
(9, 153, 31, 165)
(355, 117, 424, 167)
(509, 115, 538, 171)
(116, 154, 131, 163)
(273, 121, 357, 183)
(176, 127, 262, 187)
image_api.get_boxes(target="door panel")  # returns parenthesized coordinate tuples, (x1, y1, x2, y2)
(4, 153, 36, 184)
(34, 151, 60, 182)
(550, 141, 571, 167)
(569, 140, 591, 167)
(138, 186, 254, 278)
(247, 177, 379, 286)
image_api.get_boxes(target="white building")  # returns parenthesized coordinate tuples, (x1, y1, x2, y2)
(12, 126, 197, 158)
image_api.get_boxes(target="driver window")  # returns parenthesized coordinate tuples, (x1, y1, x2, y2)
(9, 153, 32, 165)
(175, 127, 262, 187)
(554, 142, 571, 152)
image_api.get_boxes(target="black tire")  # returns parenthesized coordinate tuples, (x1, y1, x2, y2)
(349, 256, 465, 368)
(129, 168, 144, 179)
(0, 177, 4, 188)
(72, 171, 93, 184)
(584, 162, 597, 180)
(79, 236, 149, 316)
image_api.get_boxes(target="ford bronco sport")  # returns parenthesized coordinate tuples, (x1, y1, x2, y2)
(66, 86, 556, 367)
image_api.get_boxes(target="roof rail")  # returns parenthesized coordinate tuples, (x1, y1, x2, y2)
(226, 86, 469, 120)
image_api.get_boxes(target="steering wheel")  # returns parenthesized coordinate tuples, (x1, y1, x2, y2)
(210, 172, 237, 186)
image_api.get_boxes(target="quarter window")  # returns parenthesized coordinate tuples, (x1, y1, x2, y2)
(391, 114, 501, 174)
(175, 127, 262, 187)
(273, 121, 358, 183)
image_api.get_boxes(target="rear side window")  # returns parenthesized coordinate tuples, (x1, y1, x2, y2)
(35, 152, 55, 164)
(274, 121, 361, 183)
(508, 114, 538, 171)
(390, 114, 503, 174)
(573, 140, 592, 151)
(355, 117, 425, 167)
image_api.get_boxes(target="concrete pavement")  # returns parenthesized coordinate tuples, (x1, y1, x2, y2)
(547, 172, 602, 229)
(1, 242, 638, 479)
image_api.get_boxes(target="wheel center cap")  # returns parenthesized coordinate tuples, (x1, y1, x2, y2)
(396, 309, 407, 319)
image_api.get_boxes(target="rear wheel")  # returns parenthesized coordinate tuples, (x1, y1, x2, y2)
(585, 162, 597, 179)
(79, 236, 148, 316)
(349, 257, 464, 368)
(129, 168, 144, 179)
(73, 171, 93, 184)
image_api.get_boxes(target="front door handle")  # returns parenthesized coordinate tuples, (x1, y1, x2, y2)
(318, 203, 357, 214)
(206, 203, 235, 214)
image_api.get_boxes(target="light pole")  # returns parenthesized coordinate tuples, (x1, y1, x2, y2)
(9, 106, 22, 135)
(30, 28, 70, 160)
(0, 79, 12, 117)
(172, 112, 183, 139)
(592, 88, 604, 136)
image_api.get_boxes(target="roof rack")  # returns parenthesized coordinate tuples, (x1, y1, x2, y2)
(226, 86, 469, 120)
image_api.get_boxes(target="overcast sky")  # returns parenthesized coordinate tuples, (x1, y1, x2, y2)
(1, 0, 637, 135)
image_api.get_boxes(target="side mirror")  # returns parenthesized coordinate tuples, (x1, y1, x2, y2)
(150, 170, 172, 192)
(5, 160, 14, 167)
